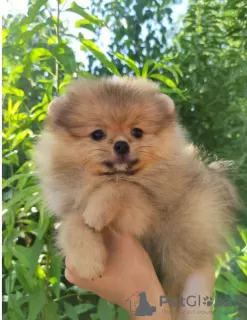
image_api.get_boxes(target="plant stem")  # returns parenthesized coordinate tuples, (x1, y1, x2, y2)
(56, 0, 61, 95)
(54, 293, 79, 302)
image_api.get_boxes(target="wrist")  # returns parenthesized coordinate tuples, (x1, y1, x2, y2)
(119, 273, 170, 319)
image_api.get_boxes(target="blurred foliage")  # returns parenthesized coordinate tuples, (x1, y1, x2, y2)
(2, 0, 247, 319)
(172, 0, 247, 203)
(88, 0, 179, 74)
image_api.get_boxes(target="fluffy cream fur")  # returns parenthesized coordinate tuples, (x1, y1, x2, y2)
(34, 77, 239, 318)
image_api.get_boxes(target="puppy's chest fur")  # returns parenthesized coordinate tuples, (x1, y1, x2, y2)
(43, 143, 236, 287)
(34, 77, 239, 320)
(79, 163, 235, 276)
(68, 161, 205, 234)
(67, 166, 182, 218)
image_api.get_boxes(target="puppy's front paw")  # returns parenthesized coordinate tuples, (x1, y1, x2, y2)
(58, 216, 108, 279)
(68, 232, 107, 279)
(83, 201, 113, 231)
(83, 209, 106, 232)
(71, 246, 107, 279)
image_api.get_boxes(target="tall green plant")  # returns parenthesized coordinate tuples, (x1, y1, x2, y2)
(2, 1, 117, 319)
(2, 0, 247, 319)
(171, 1, 247, 318)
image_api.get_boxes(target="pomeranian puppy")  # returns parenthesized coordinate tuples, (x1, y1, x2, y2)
(34, 77, 238, 316)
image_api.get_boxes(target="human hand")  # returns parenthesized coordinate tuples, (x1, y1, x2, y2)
(65, 228, 166, 314)
(65, 228, 215, 320)
(177, 264, 215, 320)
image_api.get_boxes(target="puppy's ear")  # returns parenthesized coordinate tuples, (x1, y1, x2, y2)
(161, 93, 175, 116)
(155, 93, 175, 120)
(47, 96, 69, 126)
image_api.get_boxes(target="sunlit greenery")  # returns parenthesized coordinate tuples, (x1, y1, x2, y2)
(2, 0, 247, 319)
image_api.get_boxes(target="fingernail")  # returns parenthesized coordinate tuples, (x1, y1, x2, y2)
(65, 269, 71, 280)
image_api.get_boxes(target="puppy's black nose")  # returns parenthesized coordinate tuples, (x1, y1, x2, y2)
(114, 141, 130, 155)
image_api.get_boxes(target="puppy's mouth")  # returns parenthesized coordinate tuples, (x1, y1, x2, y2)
(101, 159, 140, 176)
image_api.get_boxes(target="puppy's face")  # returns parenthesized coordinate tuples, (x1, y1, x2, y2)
(46, 78, 177, 176)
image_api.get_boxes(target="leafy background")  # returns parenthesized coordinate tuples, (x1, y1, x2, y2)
(2, 0, 247, 319)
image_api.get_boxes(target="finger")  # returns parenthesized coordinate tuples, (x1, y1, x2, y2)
(65, 267, 98, 289)
(65, 268, 75, 284)
(65, 256, 78, 275)
(182, 264, 215, 297)
(103, 227, 135, 254)
(65, 256, 106, 288)
(102, 227, 121, 249)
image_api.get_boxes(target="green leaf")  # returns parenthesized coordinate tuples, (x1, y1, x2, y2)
(215, 276, 238, 295)
(42, 301, 60, 320)
(81, 40, 120, 76)
(13, 246, 31, 268)
(2, 87, 24, 97)
(154, 63, 180, 84)
(24, 193, 42, 212)
(19, 23, 47, 44)
(236, 256, 247, 262)
(15, 265, 34, 293)
(115, 53, 140, 75)
(2, 227, 19, 250)
(8, 295, 25, 320)
(75, 19, 96, 32)
(11, 129, 33, 149)
(74, 303, 95, 314)
(64, 302, 79, 320)
(37, 204, 51, 240)
(142, 60, 156, 77)
(52, 43, 77, 74)
(3, 151, 19, 166)
(3, 185, 40, 209)
(59, 77, 73, 91)
(90, 314, 100, 320)
(50, 250, 62, 298)
(149, 74, 177, 88)
(12, 100, 23, 115)
(29, 48, 53, 63)
(98, 299, 115, 320)
(162, 54, 178, 61)
(68, 286, 92, 295)
(221, 272, 247, 294)
(28, 290, 47, 320)
(238, 226, 247, 245)
(5, 273, 17, 295)
(4, 250, 13, 270)
(25, 0, 47, 24)
(161, 87, 186, 99)
(2, 28, 8, 43)
(117, 307, 129, 320)
(2, 173, 33, 189)
(172, 64, 183, 77)
(28, 238, 44, 276)
(9, 65, 25, 82)
(236, 258, 247, 276)
(67, 2, 104, 26)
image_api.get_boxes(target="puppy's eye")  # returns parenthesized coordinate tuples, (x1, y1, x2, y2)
(131, 128, 143, 139)
(91, 130, 106, 141)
